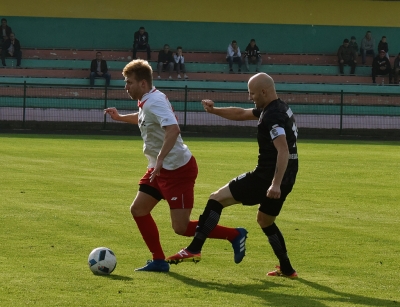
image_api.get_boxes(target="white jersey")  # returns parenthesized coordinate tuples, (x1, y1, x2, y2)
(138, 87, 192, 170)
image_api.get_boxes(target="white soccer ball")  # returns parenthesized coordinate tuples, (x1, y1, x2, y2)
(88, 247, 117, 275)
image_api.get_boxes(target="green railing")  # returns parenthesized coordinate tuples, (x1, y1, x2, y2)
(1, 82, 399, 137)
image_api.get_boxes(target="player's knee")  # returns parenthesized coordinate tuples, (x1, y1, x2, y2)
(130, 203, 145, 217)
(256, 212, 275, 228)
(172, 224, 187, 236)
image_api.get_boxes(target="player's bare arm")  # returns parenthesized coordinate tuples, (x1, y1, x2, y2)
(104, 107, 139, 125)
(267, 135, 289, 199)
(150, 124, 181, 182)
(201, 99, 257, 121)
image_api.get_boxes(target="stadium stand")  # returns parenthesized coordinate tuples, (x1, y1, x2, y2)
(0, 48, 395, 89)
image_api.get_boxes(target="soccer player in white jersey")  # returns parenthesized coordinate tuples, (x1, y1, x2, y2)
(104, 59, 248, 272)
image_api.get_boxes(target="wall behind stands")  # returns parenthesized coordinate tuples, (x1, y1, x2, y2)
(4, 0, 400, 53)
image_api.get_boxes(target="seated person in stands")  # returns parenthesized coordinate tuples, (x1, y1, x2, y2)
(377, 36, 389, 59)
(1, 32, 22, 68)
(173, 46, 188, 79)
(90, 52, 111, 86)
(349, 36, 359, 57)
(226, 40, 242, 73)
(157, 44, 174, 80)
(393, 53, 400, 84)
(360, 31, 375, 64)
(337, 38, 357, 75)
(133, 26, 151, 60)
(244, 39, 262, 72)
(372, 50, 392, 84)
(1, 18, 12, 43)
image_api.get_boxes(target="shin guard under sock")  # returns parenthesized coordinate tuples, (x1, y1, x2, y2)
(134, 214, 165, 260)
(183, 220, 239, 241)
(262, 223, 294, 274)
(187, 199, 223, 252)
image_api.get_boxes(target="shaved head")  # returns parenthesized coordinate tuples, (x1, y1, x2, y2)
(248, 73, 278, 108)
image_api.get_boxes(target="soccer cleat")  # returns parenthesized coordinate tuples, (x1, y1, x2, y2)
(177, 74, 181, 79)
(134, 259, 170, 272)
(231, 227, 248, 264)
(166, 248, 201, 265)
(267, 266, 298, 278)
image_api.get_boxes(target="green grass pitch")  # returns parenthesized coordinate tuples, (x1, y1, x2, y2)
(1, 134, 399, 307)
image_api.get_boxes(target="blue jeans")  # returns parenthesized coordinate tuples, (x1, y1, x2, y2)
(90, 72, 111, 86)
(360, 48, 375, 64)
(226, 56, 242, 70)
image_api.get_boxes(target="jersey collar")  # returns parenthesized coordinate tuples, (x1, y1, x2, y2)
(138, 86, 157, 108)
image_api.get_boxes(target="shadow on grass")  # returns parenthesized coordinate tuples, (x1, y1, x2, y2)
(97, 274, 133, 281)
(167, 272, 397, 307)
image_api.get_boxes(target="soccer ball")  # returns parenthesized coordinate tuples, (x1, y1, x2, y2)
(88, 247, 117, 275)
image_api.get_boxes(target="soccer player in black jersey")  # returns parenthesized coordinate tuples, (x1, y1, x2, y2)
(167, 73, 299, 278)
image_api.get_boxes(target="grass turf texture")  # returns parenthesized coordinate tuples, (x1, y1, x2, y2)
(1, 134, 399, 307)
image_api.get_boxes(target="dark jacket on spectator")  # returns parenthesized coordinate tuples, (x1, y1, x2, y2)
(372, 55, 391, 72)
(337, 45, 357, 62)
(244, 44, 261, 58)
(158, 50, 174, 64)
(2, 37, 21, 54)
(1, 25, 12, 40)
(394, 57, 400, 69)
(90, 59, 108, 73)
(378, 41, 389, 53)
(134, 31, 149, 46)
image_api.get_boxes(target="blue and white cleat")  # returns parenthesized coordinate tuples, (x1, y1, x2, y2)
(135, 259, 170, 272)
(231, 227, 248, 264)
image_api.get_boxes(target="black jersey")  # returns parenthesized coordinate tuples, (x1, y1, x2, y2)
(252, 98, 298, 183)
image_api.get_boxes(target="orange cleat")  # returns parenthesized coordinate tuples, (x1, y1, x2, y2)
(267, 266, 298, 278)
(166, 248, 201, 265)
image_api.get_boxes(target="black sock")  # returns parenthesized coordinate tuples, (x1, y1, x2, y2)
(187, 199, 223, 253)
(262, 223, 295, 275)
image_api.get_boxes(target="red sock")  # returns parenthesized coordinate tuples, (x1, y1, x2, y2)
(183, 220, 239, 241)
(133, 214, 165, 260)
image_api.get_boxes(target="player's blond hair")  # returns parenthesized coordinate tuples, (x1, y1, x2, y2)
(122, 59, 153, 87)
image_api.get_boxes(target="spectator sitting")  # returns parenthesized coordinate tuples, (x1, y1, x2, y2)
(372, 50, 392, 84)
(1, 18, 12, 44)
(174, 46, 188, 79)
(90, 51, 111, 87)
(133, 26, 151, 60)
(1, 32, 22, 68)
(360, 31, 375, 64)
(244, 39, 262, 72)
(349, 36, 359, 57)
(393, 53, 400, 84)
(226, 40, 242, 73)
(157, 44, 174, 80)
(378, 36, 389, 59)
(337, 38, 357, 75)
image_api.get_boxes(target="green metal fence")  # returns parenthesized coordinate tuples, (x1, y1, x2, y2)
(1, 82, 399, 138)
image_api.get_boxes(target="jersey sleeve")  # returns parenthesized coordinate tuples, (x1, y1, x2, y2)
(262, 111, 288, 140)
(252, 108, 262, 118)
(145, 97, 178, 127)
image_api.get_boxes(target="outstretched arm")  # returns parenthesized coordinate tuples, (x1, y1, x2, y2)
(201, 99, 257, 121)
(104, 107, 138, 125)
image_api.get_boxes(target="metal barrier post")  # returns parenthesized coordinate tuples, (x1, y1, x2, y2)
(22, 81, 27, 128)
(339, 90, 343, 135)
(103, 85, 108, 130)
(183, 85, 188, 130)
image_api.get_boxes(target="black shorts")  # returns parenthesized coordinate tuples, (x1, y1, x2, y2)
(228, 170, 294, 217)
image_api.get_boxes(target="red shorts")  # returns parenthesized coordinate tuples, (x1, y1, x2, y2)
(139, 156, 198, 209)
